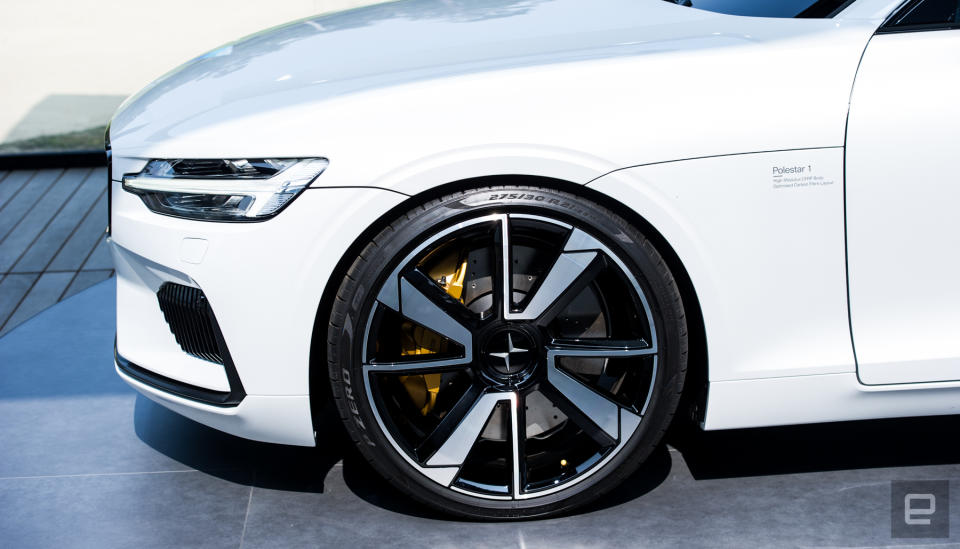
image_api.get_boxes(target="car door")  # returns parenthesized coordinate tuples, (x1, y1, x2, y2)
(847, 0, 960, 384)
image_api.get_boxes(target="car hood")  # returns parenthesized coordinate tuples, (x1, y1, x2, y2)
(111, 0, 725, 145)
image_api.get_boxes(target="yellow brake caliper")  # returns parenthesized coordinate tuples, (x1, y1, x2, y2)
(398, 254, 468, 415)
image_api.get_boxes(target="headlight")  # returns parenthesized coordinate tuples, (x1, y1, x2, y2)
(122, 158, 328, 221)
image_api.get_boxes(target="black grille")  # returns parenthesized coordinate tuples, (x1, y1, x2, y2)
(157, 283, 224, 364)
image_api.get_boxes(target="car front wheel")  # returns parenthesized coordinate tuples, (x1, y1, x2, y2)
(327, 185, 688, 519)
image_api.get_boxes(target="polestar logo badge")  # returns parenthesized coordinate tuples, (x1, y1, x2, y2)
(488, 333, 529, 372)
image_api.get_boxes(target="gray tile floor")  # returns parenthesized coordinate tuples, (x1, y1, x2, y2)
(0, 168, 113, 336)
(1, 278, 959, 548)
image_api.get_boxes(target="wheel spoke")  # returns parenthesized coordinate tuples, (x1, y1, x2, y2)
(506, 251, 600, 322)
(544, 350, 624, 442)
(562, 227, 605, 253)
(511, 391, 525, 498)
(496, 214, 510, 320)
(397, 272, 474, 353)
(547, 338, 656, 357)
(363, 357, 470, 373)
(424, 390, 513, 468)
(538, 377, 618, 448)
(515, 227, 608, 324)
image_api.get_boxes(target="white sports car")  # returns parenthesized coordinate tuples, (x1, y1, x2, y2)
(107, 0, 960, 519)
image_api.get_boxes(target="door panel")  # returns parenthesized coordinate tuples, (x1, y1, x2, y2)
(847, 28, 960, 384)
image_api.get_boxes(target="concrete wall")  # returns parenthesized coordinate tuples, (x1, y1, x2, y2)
(0, 0, 384, 146)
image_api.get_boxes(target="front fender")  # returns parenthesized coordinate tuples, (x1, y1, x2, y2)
(349, 144, 620, 197)
(587, 147, 855, 385)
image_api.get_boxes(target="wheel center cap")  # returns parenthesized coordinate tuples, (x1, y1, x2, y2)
(482, 327, 537, 380)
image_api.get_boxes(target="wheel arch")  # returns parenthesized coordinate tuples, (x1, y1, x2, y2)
(308, 175, 708, 439)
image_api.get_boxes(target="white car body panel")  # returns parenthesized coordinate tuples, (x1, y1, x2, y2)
(588, 147, 854, 384)
(847, 29, 960, 385)
(108, 0, 960, 447)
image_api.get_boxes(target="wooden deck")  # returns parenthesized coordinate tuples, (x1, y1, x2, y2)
(0, 168, 112, 336)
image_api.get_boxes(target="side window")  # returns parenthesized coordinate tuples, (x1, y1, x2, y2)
(881, 0, 960, 32)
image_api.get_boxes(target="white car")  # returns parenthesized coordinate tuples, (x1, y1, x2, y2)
(108, 0, 960, 519)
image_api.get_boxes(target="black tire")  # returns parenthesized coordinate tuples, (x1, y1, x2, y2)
(327, 185, 687, 520)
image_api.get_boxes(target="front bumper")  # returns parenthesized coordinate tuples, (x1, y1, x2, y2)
(110, 164, 405, 446)
(116, 361, 315, 445)
(116, 344, 244, 407)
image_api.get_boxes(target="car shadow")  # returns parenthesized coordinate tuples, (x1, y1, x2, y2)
(134, 393, 960, 518)
(133, 395, 347, 493)
(666, 413, 960, 480)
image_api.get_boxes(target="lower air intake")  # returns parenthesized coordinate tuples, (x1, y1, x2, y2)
(156, 283, 224, 364)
